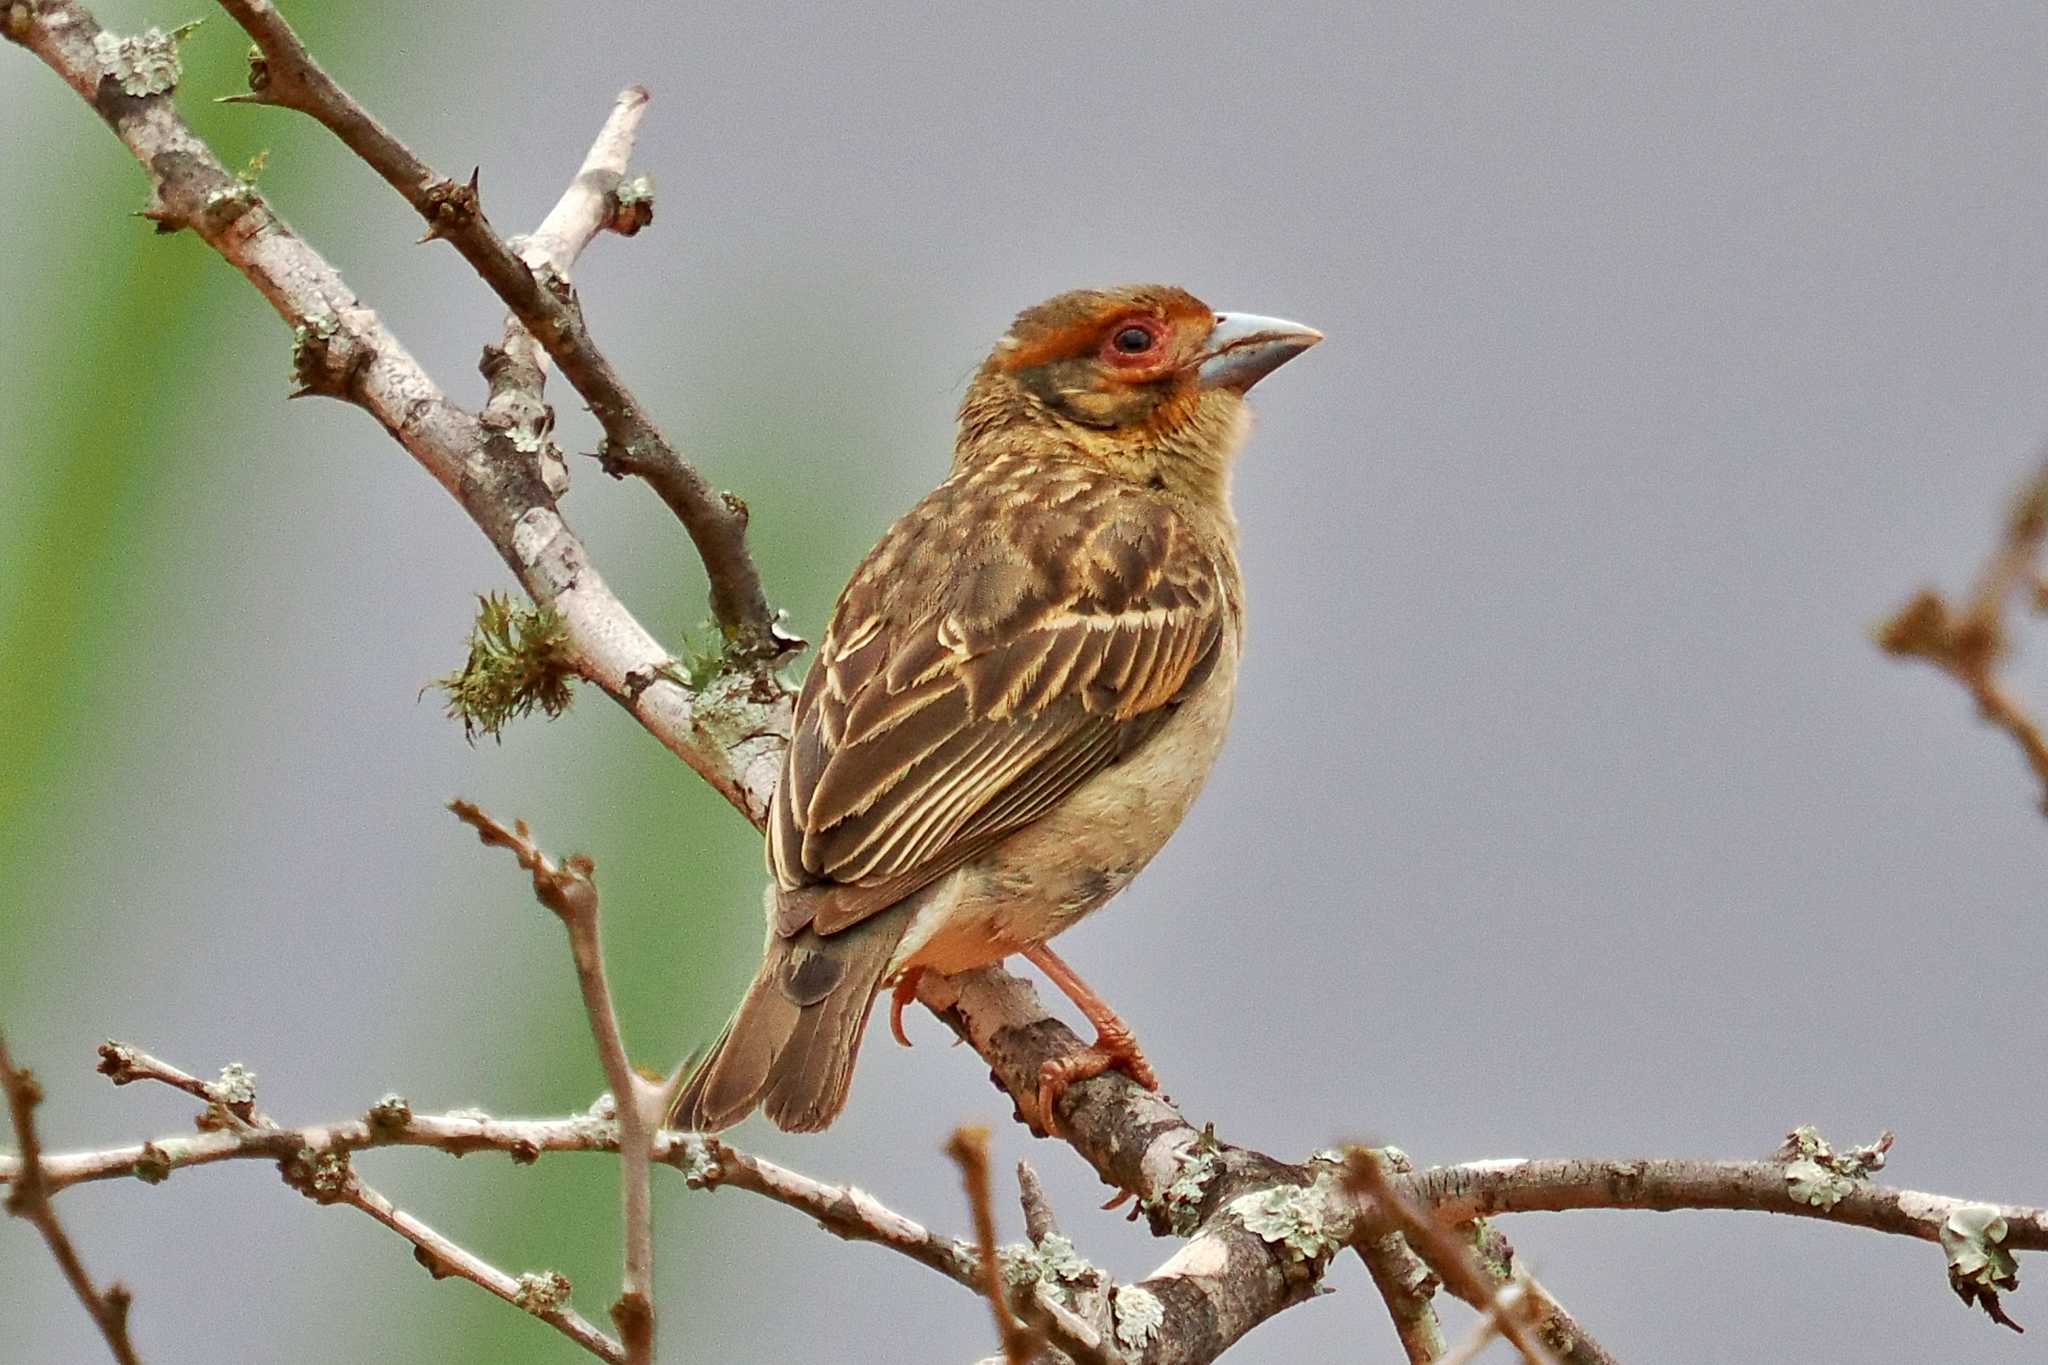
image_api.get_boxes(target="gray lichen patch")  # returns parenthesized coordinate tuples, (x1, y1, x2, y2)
(1000, 1231, 1096, 1291)
(514, 1269, 573, 1316)
(1776, 1124, 1893, 1210)
(211, 1061, 257, 1108)
(93, 20, 201, 97)
(1229, 1172, 1347, 1265)
(1146, 1123, 1222, 1237)
(1783, 1159, 1853, 1209)
(1112, 1284, 1165, 1353)
(1940, 1203, 2022, 1331)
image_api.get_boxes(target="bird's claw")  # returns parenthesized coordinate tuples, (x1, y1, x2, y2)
(1034, 1022, 1158, 1138)
(888, 967, 925, 1048)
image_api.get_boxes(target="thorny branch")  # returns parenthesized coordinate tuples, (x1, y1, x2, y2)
(0, 1037, 141, 1365)
(1880, 451, 2048, 811)
(6, 1, 2047, 1362)
(214, 0, 781, 653)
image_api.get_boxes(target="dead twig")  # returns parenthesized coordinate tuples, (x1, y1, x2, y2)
(948, 1126, 1042, 1365)
(1879, 454, 2048, 811)
(0, 1036, 142, 1365)
(449, 800, 660, 1364)
(1347, 1149, 1562, 1365)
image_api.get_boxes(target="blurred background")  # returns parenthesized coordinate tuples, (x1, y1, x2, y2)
(6, 2, 2048, 1360)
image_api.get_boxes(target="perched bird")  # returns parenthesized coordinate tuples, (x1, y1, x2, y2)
(671, 285, 1320, 1134)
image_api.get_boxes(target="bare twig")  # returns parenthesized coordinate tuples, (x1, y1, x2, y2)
(480, 84, 653, 503)
(1510, 1272, 1619, 1365)
(1017, 1161, 1063, 1244)
(0, 1036, 143, 1365)
(448, 801, 659, 1365)
(1879, 453, 2048, 811)
(93, 1043, 265, 1131)
(1358, 1226, 1446, 1363)
(1346, 1149, 1562, 1365)
(334, 1172, 622, 1363)
(213, 0, 780, 652)
(948, 1126, 1042, 1364)
(1441, 1278, 1529, 1365)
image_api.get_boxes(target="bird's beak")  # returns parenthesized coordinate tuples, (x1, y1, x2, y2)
(1195, 312, 1323, 392)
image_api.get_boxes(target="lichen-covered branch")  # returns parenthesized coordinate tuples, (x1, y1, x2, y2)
(1417, 1154, 2048, 1252)
(2, 0, 791, 827)
(212, 0, 781, 654)
(1419, 1149, 2043, 1331)
(1879, 452, 2048, 812)
(0, 1036, 142, 1365)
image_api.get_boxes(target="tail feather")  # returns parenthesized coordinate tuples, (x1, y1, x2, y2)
(670, 902, 911, 1134)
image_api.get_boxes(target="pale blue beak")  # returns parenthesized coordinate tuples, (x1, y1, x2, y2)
(1195, 312, 1323, 392)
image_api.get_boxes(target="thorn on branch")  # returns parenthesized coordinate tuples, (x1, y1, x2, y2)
(1016, 1160, 1061, 1243)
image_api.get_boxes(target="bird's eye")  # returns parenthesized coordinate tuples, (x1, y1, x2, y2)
(1102, 319, 1164, 364)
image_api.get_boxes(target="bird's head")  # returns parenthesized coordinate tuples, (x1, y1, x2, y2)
(957, 284, 1321, 500)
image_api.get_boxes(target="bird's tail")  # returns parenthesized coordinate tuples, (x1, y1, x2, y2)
(668, 900, 913, 1134)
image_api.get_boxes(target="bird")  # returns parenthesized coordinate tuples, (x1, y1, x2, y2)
(670, 284, 1320, 1135)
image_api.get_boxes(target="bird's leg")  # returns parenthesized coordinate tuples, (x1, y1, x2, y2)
(887, 966, 926, 1048)
(1022, 943, 1159, 1135)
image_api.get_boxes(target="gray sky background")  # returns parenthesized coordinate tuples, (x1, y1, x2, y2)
(6, 2, 2047, 1361)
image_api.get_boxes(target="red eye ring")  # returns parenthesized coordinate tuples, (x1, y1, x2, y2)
(1101, 316, 1166, 365)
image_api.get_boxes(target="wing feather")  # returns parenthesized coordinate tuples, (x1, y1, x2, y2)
(768, 458, 1226, 939)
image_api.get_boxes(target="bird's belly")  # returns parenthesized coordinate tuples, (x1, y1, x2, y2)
(891, 639, 1239, 977)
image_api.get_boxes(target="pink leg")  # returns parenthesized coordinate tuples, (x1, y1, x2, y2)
(1022, 943, 1159, 1136)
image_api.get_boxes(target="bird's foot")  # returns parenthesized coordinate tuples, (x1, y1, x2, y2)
(1035, 1018, 1158, 1138)
(888, 967, 926, 1048)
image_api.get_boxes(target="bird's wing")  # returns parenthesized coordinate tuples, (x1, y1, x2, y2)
(769, 463, 1226, 938)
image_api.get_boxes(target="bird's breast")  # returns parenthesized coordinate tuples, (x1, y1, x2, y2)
(890, 634, 1241, 976)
